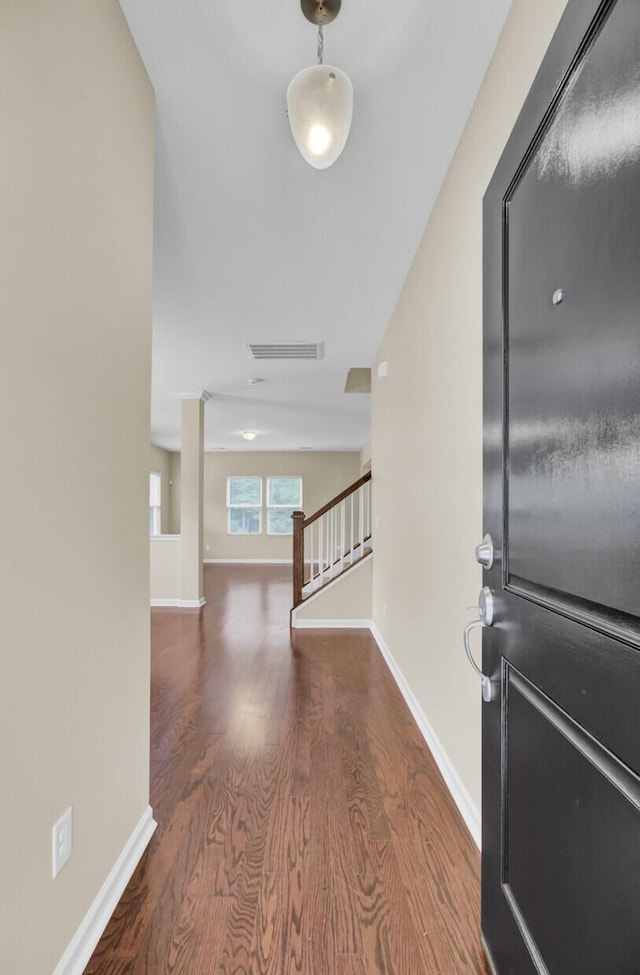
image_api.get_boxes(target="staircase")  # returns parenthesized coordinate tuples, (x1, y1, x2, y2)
(291, 471, 372, 609)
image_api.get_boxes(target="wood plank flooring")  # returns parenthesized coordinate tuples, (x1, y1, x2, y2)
(86, 564, 489, 975)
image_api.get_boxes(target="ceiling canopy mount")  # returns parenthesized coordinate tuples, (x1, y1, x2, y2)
(300, 0, 341, 26)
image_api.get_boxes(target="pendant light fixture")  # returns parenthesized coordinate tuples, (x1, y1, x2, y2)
(287, 0, 353, 170)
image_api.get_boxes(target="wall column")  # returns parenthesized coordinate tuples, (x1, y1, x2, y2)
(180, 393, 208, 606)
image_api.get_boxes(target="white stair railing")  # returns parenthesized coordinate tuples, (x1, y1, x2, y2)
(292, 472, 372, 607)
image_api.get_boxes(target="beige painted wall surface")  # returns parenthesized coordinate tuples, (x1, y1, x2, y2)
(294, 555, 373, 623)
(0, 2, 154, 971)
(360, 440, 372, 473)
(180, 398, 205, 602)
(150, 537, 182, 601)
(150, 444, 173, 534)
(169, 449, 182, 535)
(371, 0, 567, 818)
(171, 451, 360, 561)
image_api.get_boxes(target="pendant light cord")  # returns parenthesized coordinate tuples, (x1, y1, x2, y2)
(317, 25, 324, 64)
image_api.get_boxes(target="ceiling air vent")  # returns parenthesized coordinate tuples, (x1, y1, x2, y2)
(246, 342, 324, 361)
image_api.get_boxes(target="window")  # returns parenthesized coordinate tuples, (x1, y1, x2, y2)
(267, 476, 302, 535)
(149, 471, 162, 536)
(227, 476, 262, 534)
(226, 476, 303, 535)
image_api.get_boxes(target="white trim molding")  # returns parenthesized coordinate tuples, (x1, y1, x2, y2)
(52, 806, 157, 975)
(204, 559, 292, 565)
(150, 534, 181, 541)
(369, 623, 481, 849)
(177, 389, 212, 401)
(293, 618, 371, 629)
(150, 597, 206, 608)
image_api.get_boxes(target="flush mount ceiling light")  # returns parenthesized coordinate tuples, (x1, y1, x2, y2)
(242, 430, 257, 441)
(287, 0, 353, 170)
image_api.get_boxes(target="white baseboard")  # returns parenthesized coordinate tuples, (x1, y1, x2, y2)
(369, 623, 481, 849)
(150, 597, 206, 608)
(293, 618, 372, 629)
(52, 805, 157, 975)
(204, 559, 292, 565)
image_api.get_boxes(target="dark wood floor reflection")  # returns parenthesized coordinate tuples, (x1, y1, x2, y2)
(86, 565, 488, 975)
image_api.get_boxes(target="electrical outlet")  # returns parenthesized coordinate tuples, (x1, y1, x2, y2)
(52, 807, 73, 879)
(205, 544, 210, 552)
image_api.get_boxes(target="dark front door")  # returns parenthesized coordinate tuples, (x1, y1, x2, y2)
(482, 1, 640, 972)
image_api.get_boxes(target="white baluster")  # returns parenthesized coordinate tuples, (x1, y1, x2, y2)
(326, 512, 330, 573)
(366, 480, 371, 539)
(333, 505, 337, 569)
(340, 499, 346, 571)
(362, 482, 366, 541)
(330, 507, 335, 577)
(309, 522, 314, 589)
(358, 485, 364, 557)
(350, 493, 354, 563)
(318, 514, 324, 587)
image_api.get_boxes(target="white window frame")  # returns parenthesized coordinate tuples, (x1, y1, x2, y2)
(149, 471, 162, 536)
(266, 476, 302, 536)
(227, 476, 263, 535)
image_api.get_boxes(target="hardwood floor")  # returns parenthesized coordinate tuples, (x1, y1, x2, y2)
(86, 564, 489, 975)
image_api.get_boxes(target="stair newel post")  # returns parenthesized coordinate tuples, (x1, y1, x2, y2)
(292, 511, 305, 608)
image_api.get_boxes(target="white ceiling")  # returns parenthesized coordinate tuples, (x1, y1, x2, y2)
(119, 0, 511, 452)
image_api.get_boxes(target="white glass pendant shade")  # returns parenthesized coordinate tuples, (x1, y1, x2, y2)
(287, 64, 353, 170)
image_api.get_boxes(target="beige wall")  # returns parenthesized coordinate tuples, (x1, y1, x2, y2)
(150, 537, 182, 602)
(150, 444, 174, 534)
(293, 555, 373, 625)
(360, 440, 372, 473)
(170, 451, 361, 561)
(371, 0, 567, 818)
(169, 449, 182, 535)
(0, 2, 154, 971)
(180, 398, 205, 602)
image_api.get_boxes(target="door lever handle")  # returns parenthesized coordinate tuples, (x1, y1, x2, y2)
(464, 587, 495, 703)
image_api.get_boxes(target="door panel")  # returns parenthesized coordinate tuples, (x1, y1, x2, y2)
(482, 0, 640, 971)
(504, 668, 640, 975)
(506, 0, 640, 620)
(497, 599, 640, 776)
